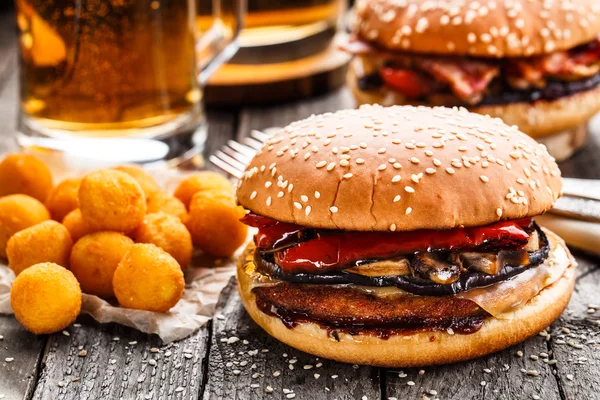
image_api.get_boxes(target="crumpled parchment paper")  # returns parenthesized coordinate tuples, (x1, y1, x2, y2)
(0, 152, 245, 343)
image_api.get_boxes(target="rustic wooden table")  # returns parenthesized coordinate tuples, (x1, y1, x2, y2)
(1, 9, 599, 400)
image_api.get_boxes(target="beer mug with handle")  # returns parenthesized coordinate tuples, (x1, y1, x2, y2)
(16, 0, 244, 161)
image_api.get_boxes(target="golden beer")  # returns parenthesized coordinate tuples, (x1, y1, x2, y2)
(17, 0, 201, 137)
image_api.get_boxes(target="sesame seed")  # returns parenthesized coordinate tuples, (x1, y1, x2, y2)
(393, 195, 401, 202)
(266, 196, 272, 206)
(433, 158, 442, 166)
(265, 181, 272, 188)
(278, 191, 284, 198)
(392, 175, 401, 183)
(390, 223, 397, 232)
(340, 159, 349, 167)
(304, 153, 311, 160)
(393, 162, 402, 169)
(344, 173, 353, 179)
(480, 175, 489, 183)
(316, 161, 327, 168)
(405, 186, 415, 193)
(378, 148, 387, 154)
(410, 157, 420, 164)
(330, 206, 338, 213)
(305, 206, 312, 216)
(378, 164, 387, 171)
(425, 168, 436, 174)
(356, 158, 365, 164)
(496, 208, 503, 217)
(315, 191, 320, 199)
(250, 191, 257, 200)
(446, 167, 455, 175)
(326, 162, 336, 171)
(411, 174, 420, 183)
(294, 202, 302, 210)
(405, 207, 413, 215)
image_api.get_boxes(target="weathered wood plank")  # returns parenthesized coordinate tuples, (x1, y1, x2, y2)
(31, 316, 209, 400)
(0, 64, 18, 155)
(204, 109, 238, 172)
(0, 315, 46, 400)
(202, 278, 381, 400)
(237, 87, 355, 139)
(0, 10, 17, 94)
(384, 336, 561, 400)
(548, 254, 600, 400)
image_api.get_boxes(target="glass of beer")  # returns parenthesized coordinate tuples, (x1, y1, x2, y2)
(15, 0, 244, 159)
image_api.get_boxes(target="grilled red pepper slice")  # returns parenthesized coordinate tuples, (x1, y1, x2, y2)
(241, 213, 532, 274)
(241, 213, 303, 249)
(274, 221, 530, 274)
(379, 68, 433, 98)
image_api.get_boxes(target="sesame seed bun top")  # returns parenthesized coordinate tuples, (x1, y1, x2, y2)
(236, 105, 562, 232)
(353, 0, 600, 58)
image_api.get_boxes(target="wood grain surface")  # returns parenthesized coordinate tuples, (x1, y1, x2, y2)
(0, 5, 599, 400)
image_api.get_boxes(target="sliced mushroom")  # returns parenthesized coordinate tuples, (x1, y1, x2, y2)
(461, 253, 500, 275)
(346, 258, 411, 277)
(497, 249, 530, 269)
(410, 253, 461, 284)
(523, 230, 539, 252)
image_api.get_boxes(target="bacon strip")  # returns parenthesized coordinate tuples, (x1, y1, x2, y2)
(414, 58, 499, 103)
(342, 36, 600, 101)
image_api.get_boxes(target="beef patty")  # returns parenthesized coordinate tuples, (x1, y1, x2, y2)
(254, 283, 489, 336)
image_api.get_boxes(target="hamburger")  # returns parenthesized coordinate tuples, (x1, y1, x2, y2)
(236, 105, 575, 367)
(344, 0, 600, 156)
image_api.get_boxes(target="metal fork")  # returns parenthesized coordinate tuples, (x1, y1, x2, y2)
(211, 130, 600, 222)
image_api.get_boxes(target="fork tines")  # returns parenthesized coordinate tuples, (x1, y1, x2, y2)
(210, 129, 273, 178)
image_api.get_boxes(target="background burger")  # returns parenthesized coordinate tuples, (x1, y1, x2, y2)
(344, 0, 600, 159)
(236, 105, 575, 367)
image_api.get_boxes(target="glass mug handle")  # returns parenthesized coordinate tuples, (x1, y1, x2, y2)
(196, 0, 246, 86)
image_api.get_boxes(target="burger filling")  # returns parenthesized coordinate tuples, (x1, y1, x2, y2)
(344, 36, 600, 106)
(240, 214, 565, 337)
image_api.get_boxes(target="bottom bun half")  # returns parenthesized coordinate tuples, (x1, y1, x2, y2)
(237, 229, 576, 367)
(347, 62, 600, 139)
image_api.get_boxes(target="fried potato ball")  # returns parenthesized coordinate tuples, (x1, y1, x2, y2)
(146, 191, 187, 221)
(112, 165, 160, 198)
(113, 243, 184, 312)
(133, 213, 192, 269)
(173, 172, 233, 209)
(10, 262, 81, 334)
(62, 209, 93, 242)
(45, 178, 81, 221)
(70, 232, 134, 298)
(7, 220, 72, 275)
(79, 169, 146, 233)
(186, 191, 247, 257)
(0, 194, 50, 258)
(0, 153, 53, 201)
